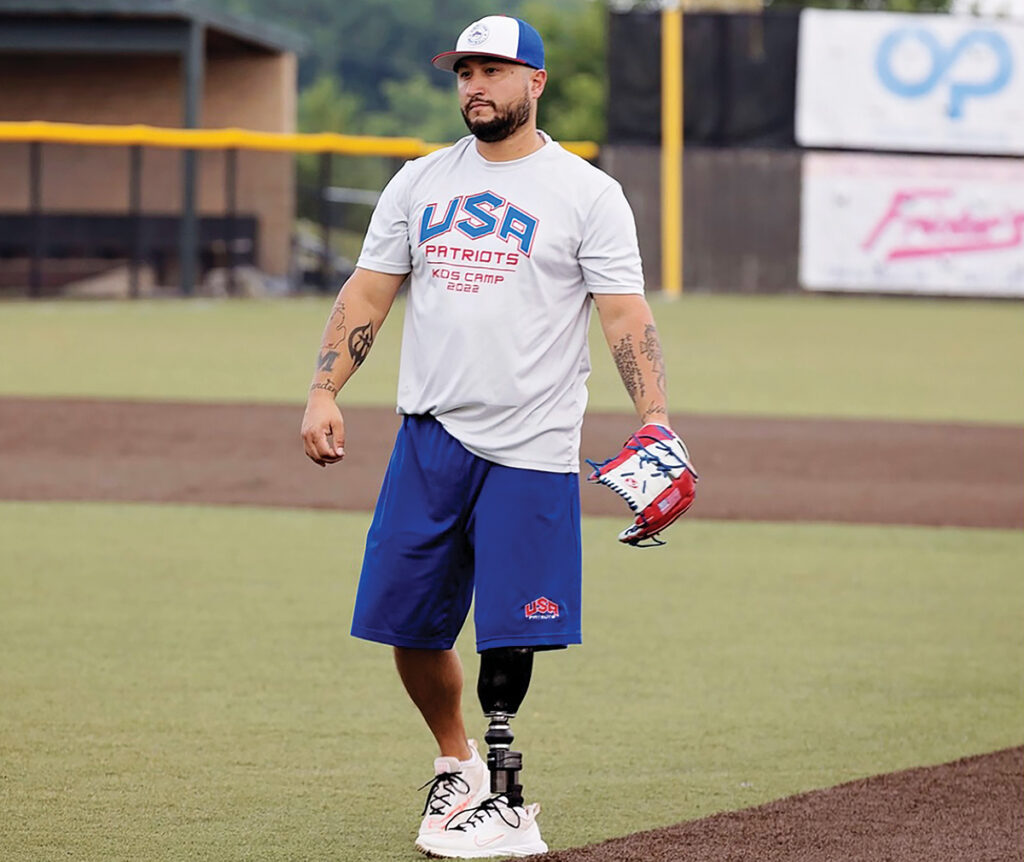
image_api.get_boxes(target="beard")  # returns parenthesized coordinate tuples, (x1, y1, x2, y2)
(461, 90, 533, 143)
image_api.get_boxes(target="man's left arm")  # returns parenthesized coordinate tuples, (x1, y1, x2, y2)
(593, 292, 670, 427)
(590, 292, 697, 545)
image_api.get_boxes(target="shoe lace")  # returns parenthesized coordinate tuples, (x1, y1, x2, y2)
(419, 770, 471, 817)
(446, 795, 522, 832)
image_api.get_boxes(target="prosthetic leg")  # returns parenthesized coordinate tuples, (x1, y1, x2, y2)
(415, 647, 549, 857)
(477, 647, 534, 808)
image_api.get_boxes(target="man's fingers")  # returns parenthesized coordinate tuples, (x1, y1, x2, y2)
(302, 428, 338, 465)
(316, 428, 343, 462)
(326, 429, 345, 459)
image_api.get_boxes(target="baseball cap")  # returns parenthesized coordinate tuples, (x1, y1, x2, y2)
(431, 15, 545, 72)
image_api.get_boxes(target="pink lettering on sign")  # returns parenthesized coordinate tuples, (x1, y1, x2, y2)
(861, 189, 1024, 261)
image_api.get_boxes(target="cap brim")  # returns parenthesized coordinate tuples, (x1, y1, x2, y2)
(431, 50, 536, 72)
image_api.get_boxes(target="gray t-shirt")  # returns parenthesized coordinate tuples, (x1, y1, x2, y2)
(357, 133, 644, 472)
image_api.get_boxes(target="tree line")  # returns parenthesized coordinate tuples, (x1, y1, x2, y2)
(205, 0, 604, 144)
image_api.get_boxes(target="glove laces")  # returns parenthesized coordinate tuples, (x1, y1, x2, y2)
(628, 430, 695, 478)
(587, 428, 697, 482)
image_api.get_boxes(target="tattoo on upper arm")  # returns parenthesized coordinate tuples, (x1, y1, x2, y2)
(348, 321, 374, 368)
(640, 324, 666, 395)
(612, 334, 645, 402)
(316, 349, 340, 373)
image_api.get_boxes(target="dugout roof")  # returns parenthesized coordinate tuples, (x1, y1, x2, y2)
(0, 0, 307, 57)
(0, 0, 307, 294)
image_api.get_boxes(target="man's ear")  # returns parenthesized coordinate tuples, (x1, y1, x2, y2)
(530, 68, 548, 99)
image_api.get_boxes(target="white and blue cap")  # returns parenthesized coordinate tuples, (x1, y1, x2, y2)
(432, 15, 545, 72)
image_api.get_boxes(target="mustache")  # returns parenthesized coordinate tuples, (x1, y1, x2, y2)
(464, 99, 495, 110)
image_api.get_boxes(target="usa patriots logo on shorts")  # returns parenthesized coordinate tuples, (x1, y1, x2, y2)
(525, 597, 559, 620)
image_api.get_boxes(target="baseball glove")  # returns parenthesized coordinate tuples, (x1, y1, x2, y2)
(586, 423, 698, 547)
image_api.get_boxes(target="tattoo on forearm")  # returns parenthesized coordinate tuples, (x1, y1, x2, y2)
(316, 349, 340, 373)
(640, 324, 666, 395)
(348, 321, 374, 368)
(326, 299, 348, 349)
(612, 334, 645, 402)
(310, 381, 338, 395)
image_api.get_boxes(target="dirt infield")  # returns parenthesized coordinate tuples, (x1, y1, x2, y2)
(540, 747, 1023, 862)
(1, 397, 1021, 528)
(2, 395, 1021, 860)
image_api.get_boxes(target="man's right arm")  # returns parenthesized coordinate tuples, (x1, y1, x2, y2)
(300, 267, 407, 466)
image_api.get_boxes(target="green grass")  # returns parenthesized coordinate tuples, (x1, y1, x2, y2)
(2, 501, 1021, 862)
(1, 293, 1022, 423)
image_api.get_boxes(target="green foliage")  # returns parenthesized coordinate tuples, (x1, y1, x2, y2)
(359, 74, 468, 143)
(294, 75, 394, 224)
(203, 0, 523, 92)
(523, 0, 608, 141)
(200, 0, 608, 145)
(296, 73, 362, 133)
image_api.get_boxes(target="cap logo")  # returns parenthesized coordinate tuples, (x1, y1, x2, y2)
(466, 23, 490, 46)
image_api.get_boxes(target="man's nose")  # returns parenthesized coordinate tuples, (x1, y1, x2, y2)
(463, 71, 486, 94)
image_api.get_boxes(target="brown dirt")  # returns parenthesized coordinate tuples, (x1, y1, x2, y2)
(2, 396, 1021, 861)
(539, 747, 1023, 862)
(0, 397, 1020, 528)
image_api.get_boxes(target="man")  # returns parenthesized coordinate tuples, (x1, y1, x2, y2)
(301, 15, 680, 859)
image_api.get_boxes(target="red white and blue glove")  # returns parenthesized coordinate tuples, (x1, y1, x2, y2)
(587, 424, 698, 547)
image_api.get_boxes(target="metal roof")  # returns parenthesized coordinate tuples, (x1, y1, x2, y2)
(0, 0, 307, 55)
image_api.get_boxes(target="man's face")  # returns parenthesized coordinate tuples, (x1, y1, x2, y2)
(455, 57, 542, 143)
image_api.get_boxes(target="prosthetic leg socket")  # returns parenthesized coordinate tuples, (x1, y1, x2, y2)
(478, 647, 534, 808)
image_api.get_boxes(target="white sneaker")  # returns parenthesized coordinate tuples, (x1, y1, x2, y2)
(415, 794, 549, 859)
(417, 740, 491, 839)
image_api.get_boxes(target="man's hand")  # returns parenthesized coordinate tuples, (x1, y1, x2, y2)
(301, 391, 346, 467)
(299, 268, 406, 467)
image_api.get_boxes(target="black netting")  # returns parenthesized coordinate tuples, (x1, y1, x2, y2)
(608, 10, 800, 148)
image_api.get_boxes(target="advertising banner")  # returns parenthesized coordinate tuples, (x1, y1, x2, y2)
(800, 152, 1024, 296)
(796, 9, 1024, 154)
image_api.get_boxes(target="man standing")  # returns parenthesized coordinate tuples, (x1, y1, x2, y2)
(301, 15, 688, 858)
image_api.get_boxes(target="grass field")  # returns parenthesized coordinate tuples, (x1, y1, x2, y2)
(2, 502, 1021, 862)
(2, 293, 1021, 860)
(1, 293, 1022, 423)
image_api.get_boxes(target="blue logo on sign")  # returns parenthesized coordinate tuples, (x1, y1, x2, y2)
(875, 27, 1013, 119)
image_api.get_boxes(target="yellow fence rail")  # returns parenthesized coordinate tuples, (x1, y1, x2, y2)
(0, 121, 599, 161)
(1, 121, 599, 298)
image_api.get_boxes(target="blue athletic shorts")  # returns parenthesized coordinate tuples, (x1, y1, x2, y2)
(351, 414, 582, 652)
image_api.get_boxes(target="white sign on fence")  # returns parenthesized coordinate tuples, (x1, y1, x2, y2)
(796, 9, 1024, 155)
(800, 152, 1024, 297)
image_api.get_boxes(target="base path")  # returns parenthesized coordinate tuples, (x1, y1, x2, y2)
(0, 397, 1020, 528)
